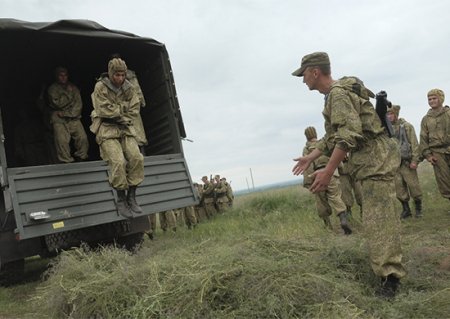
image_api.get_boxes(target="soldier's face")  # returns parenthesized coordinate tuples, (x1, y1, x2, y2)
(428, 95, 442, 109)
(387, 112, 397, 123)
(57, 72, 68, 85)
(302, 67, 318, 91)
(111, 71, 126, 87)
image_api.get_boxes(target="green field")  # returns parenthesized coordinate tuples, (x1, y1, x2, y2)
(1, 163, 449, 318)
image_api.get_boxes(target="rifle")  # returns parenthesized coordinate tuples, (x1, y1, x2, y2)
(375, 90, 395, 137)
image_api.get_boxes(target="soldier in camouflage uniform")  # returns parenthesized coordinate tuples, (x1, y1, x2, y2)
(90, 58, 144, 219)
(338, 159, 363, 217)
(47, 67, 89, 163)
(292, 52, 406, 297)
(201, 176, 217, 218)
(221, 177, 234, 207)
(387, 105, 423, 218)
(214, 174, 230, 213)
(193, 183, 207, 222)
(302, 126, 351, 233)
(419, 89, 450, 201)
(110, 54, 148, 147)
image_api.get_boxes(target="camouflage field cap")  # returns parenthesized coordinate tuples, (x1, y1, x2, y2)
(201, 176, 208, 180)
(427, 88, 445, 104)
(292, 52, 330, 77)
(108, 58, 127, 79)
(304, 126, 317, 140)
(387, 104, 400, 116)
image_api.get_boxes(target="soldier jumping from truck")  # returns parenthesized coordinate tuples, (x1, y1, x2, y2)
(90, 57, 144, 219)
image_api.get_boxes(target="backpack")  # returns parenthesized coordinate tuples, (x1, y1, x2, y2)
(398, 124, 412, 160)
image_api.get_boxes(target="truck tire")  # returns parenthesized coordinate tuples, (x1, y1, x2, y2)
(0, 258, 25, 286)
(115, 232, 144, 252)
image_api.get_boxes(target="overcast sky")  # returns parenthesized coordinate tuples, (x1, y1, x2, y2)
(2, 0, 450, 191)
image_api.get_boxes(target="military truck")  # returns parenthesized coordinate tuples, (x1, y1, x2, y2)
(0, 19, 197, 284)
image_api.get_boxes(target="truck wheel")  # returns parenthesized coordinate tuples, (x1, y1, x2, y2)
(115, 232, 144, 252)
(0, 258, 25, 286)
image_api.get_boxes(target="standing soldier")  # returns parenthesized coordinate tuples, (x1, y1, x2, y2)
(338, 159, 363, 217)
(419, 89, 450, 202)
(201, 176, 217, 218)
(90, 58, 144, 219)
(387, 104, 423, 218)
(292, 52, 406, 297)
(47, 67, 89, 163)
(193, 183, 207, 222)
(303, 126, 351, 233)
(214, 174, 230, 213)
(221, 177, 235, 207)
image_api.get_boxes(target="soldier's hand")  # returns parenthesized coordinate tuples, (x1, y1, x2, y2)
(292, 156, 312, 176)
(409, 162, 418, 170)
(426, 155, 438, 165)
(309, 168, 332, 193)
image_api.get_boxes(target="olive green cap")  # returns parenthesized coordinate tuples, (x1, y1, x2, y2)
(292, 52, 330, 77)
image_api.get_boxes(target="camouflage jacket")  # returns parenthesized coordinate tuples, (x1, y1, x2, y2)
(316, 76, 400, 181)
(47, 82, 83, 123)
(392, 118, 420, 163)
(419, 106, 450, 157)
(90, 77, 140, 144)
(214, 180, 228, 198)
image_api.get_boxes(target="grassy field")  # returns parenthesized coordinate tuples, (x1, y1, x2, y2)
(0, 163, 449, 318)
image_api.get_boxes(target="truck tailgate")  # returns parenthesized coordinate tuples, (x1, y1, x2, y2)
(8, 154, 196, 239)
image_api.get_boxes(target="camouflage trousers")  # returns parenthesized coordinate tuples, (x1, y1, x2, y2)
(361, 179, 406, 278)
(100, 136, 144, 190)
(314, 176, 347, 219)
(339, 173, 363, 208)
(430, 152, 450, 199)
(183, 206, 197, 227)
(195, 205, 208, 222)
(203, 200, 217, 218)
(216, 196, 229, 213)
(146, 213, 157, 236)
(159, 210, 177, 231)
(53, 119, 89, 163)
(394, 162, 422, 202)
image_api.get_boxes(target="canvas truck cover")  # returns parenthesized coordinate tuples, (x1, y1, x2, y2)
(0, 19, 196, 240)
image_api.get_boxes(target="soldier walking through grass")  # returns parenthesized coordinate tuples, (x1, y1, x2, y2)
(387, 104, 423, 218)
(419, 89, 450, 202)
(291, 52, 406, 297)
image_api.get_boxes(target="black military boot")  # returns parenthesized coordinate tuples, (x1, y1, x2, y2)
(338, 211, 352, 235)
(379, 274, 400, 299)
(127, 186, 143, 214)
(116, 189, 133, 219)
(414, 198, 423, 218)
(400, 201, 412, 219)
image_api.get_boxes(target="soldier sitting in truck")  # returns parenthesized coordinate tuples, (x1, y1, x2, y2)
(47, 67, 89, 163)
(90, 57, 144, 219)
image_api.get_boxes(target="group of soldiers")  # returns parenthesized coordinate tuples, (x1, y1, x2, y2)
(24, 56, 148, 219)
(302, 88, 450, 234)
(291, 51, 449, 297)
(145, 174, 234, 239)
